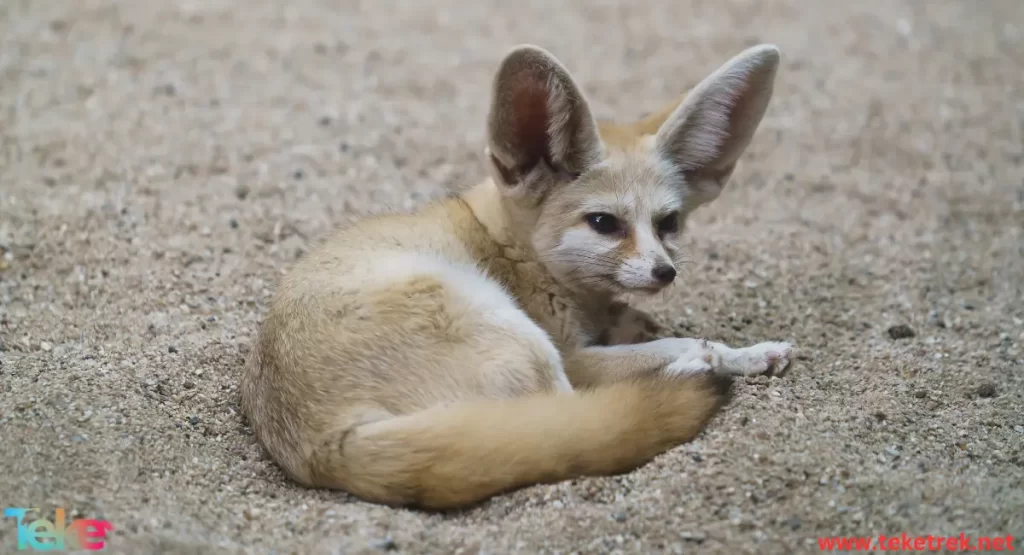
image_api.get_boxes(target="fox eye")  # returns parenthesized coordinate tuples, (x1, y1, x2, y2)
(585, 213, 621, 235)
(656, 212, 679, 235)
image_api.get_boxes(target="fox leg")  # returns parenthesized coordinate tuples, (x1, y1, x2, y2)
(667, 339, 794, 377)
(565, 337, 707, 388)
(567, 337, 793, 387)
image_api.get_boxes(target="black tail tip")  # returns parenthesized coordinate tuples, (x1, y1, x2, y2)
(705, 373, 735, 405)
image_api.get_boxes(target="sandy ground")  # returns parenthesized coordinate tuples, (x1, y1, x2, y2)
(2, 0, 1023, 553)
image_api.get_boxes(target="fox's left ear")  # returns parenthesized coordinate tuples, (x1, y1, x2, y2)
(486, 45, 604, 198)
(655, 44, 780, 207)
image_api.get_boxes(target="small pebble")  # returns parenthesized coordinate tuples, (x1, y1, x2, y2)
(229, 218, 239, 229)
(1013, 426, 1023, 434)
(183, 381, 196, 390)
(896, 18, 912, 36)
(679, 531, 707, 543)
(40, 341, 53, 352)
(369, 537, 397, 551)
(976, 383, 997, 398)
(168, 346, 178, 354)
(234, 184, 251, 200)
(887, 324, 916, 339)
(612, 511, 627, 522)
(188, 416, 200, 426)
(781, 515, 801, 531)
(913, 389, 928, 399)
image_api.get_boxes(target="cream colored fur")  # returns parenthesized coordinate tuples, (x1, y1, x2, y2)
(240, 43, 793, 510)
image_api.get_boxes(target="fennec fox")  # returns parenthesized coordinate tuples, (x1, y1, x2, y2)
(241, 44, 792, 510)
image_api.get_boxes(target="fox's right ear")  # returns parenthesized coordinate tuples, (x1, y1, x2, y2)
(486, 45, 604, 197)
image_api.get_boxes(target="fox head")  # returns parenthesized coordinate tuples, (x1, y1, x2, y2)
(484, 43, 780, 295)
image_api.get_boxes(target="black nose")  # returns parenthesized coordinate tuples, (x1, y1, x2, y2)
(651, 264, 677, 284)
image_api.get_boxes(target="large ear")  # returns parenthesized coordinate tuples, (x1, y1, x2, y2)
(655, 44, 780, 207)
(486, 45, 604, 196)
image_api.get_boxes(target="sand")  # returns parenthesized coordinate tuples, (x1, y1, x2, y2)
(1, 0, 1023, 553)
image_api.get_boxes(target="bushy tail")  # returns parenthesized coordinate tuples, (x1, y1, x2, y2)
(310, 374, 733, 510)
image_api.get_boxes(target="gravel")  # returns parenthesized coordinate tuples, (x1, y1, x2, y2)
(1, 0, 1023, 553)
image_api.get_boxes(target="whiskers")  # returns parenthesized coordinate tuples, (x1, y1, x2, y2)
(537, 236, 701, 302)
(670, 250, 695, 280)
(539, 247, 621, 292)
(620, 248, 695, 304)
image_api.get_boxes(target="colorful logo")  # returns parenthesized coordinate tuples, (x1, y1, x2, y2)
(4, 507, 113, 551)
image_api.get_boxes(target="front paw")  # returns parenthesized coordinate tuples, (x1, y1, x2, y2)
(665, 339, 720, 376)
(722, 341, 794, 376)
